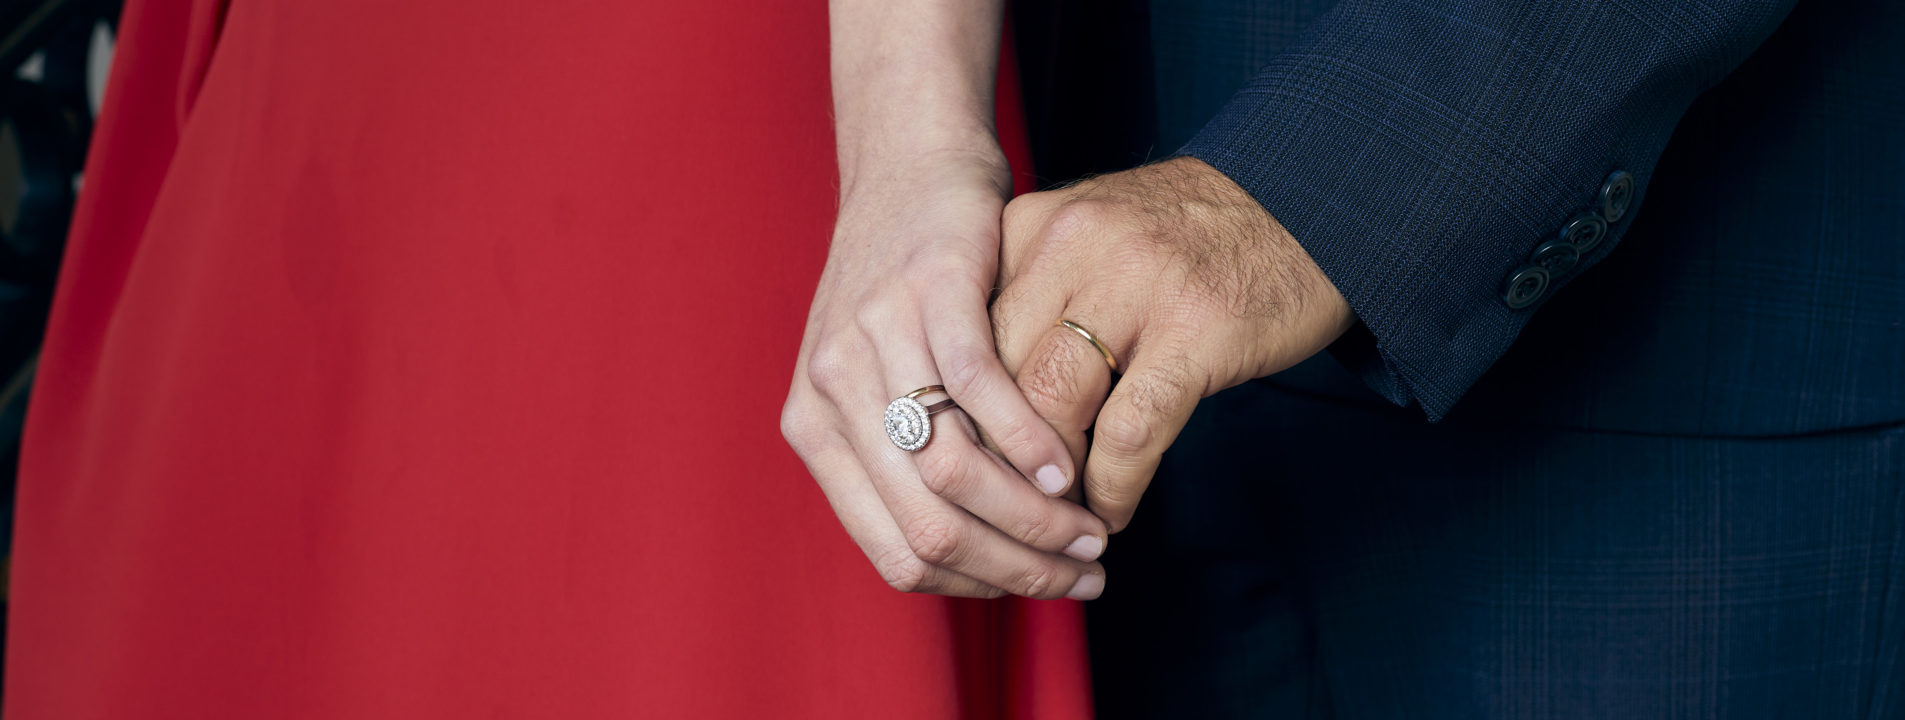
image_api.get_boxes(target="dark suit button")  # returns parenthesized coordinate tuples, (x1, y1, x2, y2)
(1599, 171, 1635, 223)
(1531, 239, 1580, 275)
(1560, 212, 1609, 253)
(1502, 265, 1550, 309)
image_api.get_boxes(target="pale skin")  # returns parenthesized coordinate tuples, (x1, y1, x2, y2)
(783, 0, 1111, 601)
(783, 2, 1353, 599)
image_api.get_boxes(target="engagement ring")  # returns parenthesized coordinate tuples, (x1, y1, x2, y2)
(885, 385, 957, 451)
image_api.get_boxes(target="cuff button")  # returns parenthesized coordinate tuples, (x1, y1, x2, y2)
(1532, 239, 1581, 275)
(1502, 265, 1551, 310)
(1560, 212, 1609, 253)
(1599, 171, 1635, 223)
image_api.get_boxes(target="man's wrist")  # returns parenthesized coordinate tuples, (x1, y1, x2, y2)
(1159, 156, 1355, 377)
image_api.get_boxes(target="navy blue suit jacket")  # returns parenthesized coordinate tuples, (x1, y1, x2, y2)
(1158, 0, 1902, 432)
(1013, 2, 1905, 715)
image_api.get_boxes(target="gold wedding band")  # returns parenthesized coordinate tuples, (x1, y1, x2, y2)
(1058, 320, 1118, 373)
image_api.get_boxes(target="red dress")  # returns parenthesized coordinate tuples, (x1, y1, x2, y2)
(4, 1, 1091, 717)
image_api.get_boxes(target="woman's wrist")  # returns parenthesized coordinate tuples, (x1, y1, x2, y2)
(828, 0, 1007, 205)
(837, 131, 1011, 208)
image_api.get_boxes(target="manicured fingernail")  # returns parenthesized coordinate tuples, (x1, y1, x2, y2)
(1067, 573, 1105, 601)
(1035, 465, 1067, 494)
(1063, 535, 1105, 562)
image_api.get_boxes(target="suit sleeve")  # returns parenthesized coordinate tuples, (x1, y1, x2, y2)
(1180, 0, 1798, 420)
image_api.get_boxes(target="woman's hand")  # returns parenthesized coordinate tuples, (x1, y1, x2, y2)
(783, 142, 1109, 600)
(786, 0, 1108, 601)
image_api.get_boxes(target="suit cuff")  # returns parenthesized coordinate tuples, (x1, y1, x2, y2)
(1179, 57, 1651, 421)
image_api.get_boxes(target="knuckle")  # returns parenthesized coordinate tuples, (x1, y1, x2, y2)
(901, 512, 966, 567)
(984, 416, 1042, 457)
(1002, 193, 1035, 224)
(1009, 507, 1058, 549)
(805, 343, 856, 393)
(778, 398, 818, 451)
(876, 556, 931, 594)
(937, 346, 994, 400)
(1096, 369, 1195, 456)
(1020, 347, 1083, 411)
(1044, 199, 1111, 241)
(913, 447, 969, 498)
(1131, 360, 1196, 414)
(1095, 402, 1154, 457)
(1084, 471, 1140, 508)
(1002, 192, 1052, 236)
(1014, 563, 1064, 599)
(990, 287, 1033, 353)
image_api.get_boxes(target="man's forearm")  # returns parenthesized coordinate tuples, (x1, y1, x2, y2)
(829, 0, 1006, 199)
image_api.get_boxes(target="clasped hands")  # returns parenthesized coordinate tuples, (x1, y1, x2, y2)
(784, 156, 1352, 600)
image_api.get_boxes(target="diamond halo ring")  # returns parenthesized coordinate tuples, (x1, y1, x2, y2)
(885, 385, 958, 452)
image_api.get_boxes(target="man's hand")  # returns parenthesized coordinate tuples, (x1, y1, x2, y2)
(992, 157, 1355, 533)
